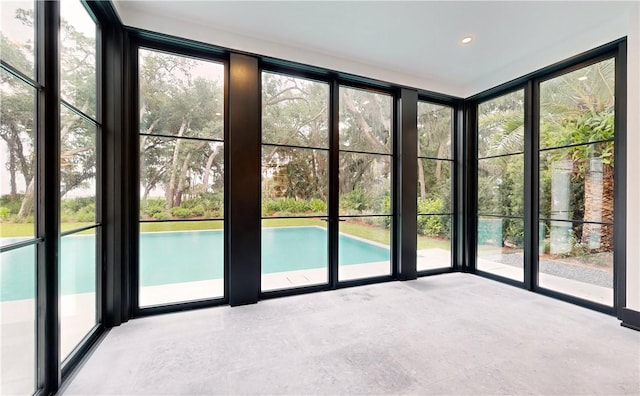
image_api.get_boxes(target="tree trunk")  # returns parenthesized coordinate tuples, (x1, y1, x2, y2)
(581, 161, 614, 252)
(202, 144, 221, 192)
(165, 118, 189, 208)
(8, 148, 17, 197)
(18, 177, 35, 218)
(417, 143, 427, 198)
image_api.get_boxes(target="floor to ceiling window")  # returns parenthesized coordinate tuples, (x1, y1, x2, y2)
(417, 101, 453, 271)
(261, 72, 330, 291)
(537, 58, 616, 306)
(0, 2, 37, 392)
(476, 90, 525, 282)
(59, 0, 100, 363)
(338, 86, 393, 281)
(137, 48, 225, 307)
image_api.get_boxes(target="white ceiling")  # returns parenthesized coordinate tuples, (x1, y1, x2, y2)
(112, 1, 637, 98)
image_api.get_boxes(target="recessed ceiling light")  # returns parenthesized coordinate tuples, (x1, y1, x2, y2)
(578, 76, 588, 81)
(461, 36, 473, 44)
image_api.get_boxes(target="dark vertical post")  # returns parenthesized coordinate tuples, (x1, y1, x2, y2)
(614, 41, 627, 315)
(397, 88, 418, 280)
(453, 101, 465, 271)
(329, 80, 340, 287)
(523, 81, 534, 290)
(99, 12, 127, 326)
(228, 53, 261, 306)
(530, 80, 541, 290)
(37, 0, 61, 392)
(462, 101, 477, 272)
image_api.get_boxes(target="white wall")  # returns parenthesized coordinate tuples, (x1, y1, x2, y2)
(626, 4, 640, 312)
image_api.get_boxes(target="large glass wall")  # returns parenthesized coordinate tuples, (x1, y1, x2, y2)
(59, 0, 100, 363)
(1, 1, 38, 393)
(417, 101, 453, 271)
(476, 90, 525, 282)
(138, 49, 225, 307)
(261, 72, 330, 291)
(538, 58, 615, 306)
(338, 86, 393, 281)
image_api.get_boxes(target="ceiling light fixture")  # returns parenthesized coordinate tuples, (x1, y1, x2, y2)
(461, 36, 473, 44)
(578, 76, 588, 81)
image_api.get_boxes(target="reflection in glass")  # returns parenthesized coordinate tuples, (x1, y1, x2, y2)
(339, 86, 392, 154)
(60, 0, 96, 117)
(339, 153, 391, 215)
(477, 154, 524, 217)
(0, 1, 35, 78)
(477, 217, 524, 282)
(478, 90, 524, 158)
(417, 215, 451, 271)
(262, 72, 329, 148)
(540, 59, 615, 150)
(139, 136, 224, 221)
(60, 231, 96, 361)
(417, 102, 452, 159)
(338, 216, 391, 281)
(261, 218, 328, 291)
(539, 143, 614, 223)
(0, 71, 36, 246)
(0, 246, 35, 395)
(262, 147, 328, 217)
(139, 221, 224, 307)
(139, 49, 225, 140)
(538, 220, 613, 305)
(417, 159, 451, 213)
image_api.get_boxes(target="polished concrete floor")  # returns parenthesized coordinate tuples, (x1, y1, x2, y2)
(62, 273, 639, 395)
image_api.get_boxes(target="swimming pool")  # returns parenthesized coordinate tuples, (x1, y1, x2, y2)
(0, 226, 389, 301)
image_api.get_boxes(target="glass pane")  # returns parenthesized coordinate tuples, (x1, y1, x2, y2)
(60, 106, 96, 230)
(0, 245, 35, 395)
(478, 90, 524, 158)
(60, 230, 96, 362)
(417, 159, 451, 214)
(478, 154, 524, 217)
(477, 217, 524, 282)
(540, 58, 615, 150)
(339, 152, 391, 216)
(417, 102, 452, 159)
(417, 215, 451, 271)
(539, 143, 614, 223)
(262, 72, 329, 148)
(0, 71, 36, 246)
(262, 218, 328, 291)
(139, 220, 224, 307)
(339, 86, 391, 154)
(60, 0, 96, 117)
(539, 220, 613, 305)
(262, 147, 327, 217)
(140, 136, 224, 221)
(0, 1, 35, 78)
(338, 216, 391, 281)
(139, 49, 224, 140)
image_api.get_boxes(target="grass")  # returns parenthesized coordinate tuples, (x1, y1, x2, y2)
(1, 218, 451, 250)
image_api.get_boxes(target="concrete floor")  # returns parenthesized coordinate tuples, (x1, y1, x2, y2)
(62, 273, 639, 395)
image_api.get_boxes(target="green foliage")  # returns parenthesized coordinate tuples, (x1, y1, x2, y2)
(341, 189, 370, 212)
(152, 211, 170, 221)
(0, 194, 25, 215)
(170, 206, 191, 218)
(417, 197, 449, 237)
(0, 207, 10, 221)
(60, 197, 95, 223)
(141, 198, 166, 218)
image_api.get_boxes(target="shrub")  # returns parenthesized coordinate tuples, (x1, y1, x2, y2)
(0, 207, 10, 221)
(341, 189, 370, 212)
(152, 211, 170, 221)
(190, 205, 205, 217)
(170, 206, 191, 218)
(141, 198, 166, 218)
(0, 194, 24, 214)
(308, 198, 327, 213)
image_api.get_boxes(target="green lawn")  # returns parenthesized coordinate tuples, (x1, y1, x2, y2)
(1, 218, 450, 250)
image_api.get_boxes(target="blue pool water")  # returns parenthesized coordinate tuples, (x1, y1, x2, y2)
(0, 227, 389, 301)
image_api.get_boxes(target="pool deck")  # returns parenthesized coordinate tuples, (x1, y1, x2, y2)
(0, 248, 614, 395)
